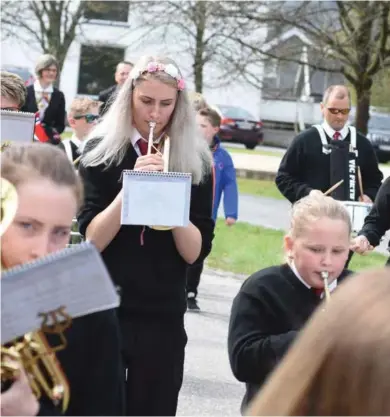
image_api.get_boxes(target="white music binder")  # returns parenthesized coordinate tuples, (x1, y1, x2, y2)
(1, 242, 120, 344)
(121, 170, 192, 227)
(1, 110, 35, 145)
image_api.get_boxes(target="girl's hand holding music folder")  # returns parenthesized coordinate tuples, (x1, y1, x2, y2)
(134, 154, 164, 172)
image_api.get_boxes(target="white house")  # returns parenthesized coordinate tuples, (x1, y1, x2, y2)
(1, 1, 266, 119)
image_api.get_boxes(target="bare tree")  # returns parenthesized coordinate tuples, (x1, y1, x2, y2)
(130, 0, 264, 93)
(1, 1, 91, 84)
(222, 1, 390, 134)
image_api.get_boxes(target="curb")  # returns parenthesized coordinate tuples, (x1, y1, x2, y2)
(235, 168, 277, 181)
(203, 266, 247, 281)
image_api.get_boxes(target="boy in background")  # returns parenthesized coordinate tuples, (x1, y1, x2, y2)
(58, 97, 101, 164)
(187, 106, 239, 311)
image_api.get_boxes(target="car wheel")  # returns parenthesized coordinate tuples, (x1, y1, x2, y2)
(245, 143, 257, 150)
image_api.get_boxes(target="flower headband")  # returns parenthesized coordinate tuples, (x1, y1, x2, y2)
(131, 62, 185, 91)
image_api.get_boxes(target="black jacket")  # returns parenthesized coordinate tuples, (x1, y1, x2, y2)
(98, 85, 117, 115)
(276, 127, 383, 204)
(21, 84, 66, 134)
(228, 264, 352, 412)
(359, 176, 390, 251)
(77, 139, 215, 318)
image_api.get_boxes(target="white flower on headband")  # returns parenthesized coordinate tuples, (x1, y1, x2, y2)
(163, 64, 179, 79)
(131, 61, 185, 91)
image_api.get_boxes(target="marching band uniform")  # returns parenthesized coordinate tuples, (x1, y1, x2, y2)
(58, 135, 85, 165)
(357, 176, 390, 265)
(228, 263, 352, 413)
(276, 121, 383, 204)
(77, 137, 214, 416)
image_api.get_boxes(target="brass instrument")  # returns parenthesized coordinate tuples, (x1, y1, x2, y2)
(1, 177, 71, 412)
(146, 121, 173, 232)
(321, 271, 331, 304)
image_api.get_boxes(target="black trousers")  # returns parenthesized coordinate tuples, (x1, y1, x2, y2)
(119, 314, 187, 416)
(186, 261, 204, 297)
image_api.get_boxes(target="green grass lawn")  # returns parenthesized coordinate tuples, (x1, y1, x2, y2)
(61, 131, 72, 140)
(237, 177, 283, 199)
(206, 219, 387, 276)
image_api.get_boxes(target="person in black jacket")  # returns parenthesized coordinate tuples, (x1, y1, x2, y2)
(351, 176, 390, 265)
(78, 55, 214, 416)
(1, 143, 125, 416)
(276, 85, 383, 205)
(228, 192, 353, 414)
(98, 61, 133, 116)
(21, 54, 66, 143)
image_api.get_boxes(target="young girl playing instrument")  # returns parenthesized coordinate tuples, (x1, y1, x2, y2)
(1, 143, 124, 416)
(78, 55, 214, 416)
(228, 191, 353, 413)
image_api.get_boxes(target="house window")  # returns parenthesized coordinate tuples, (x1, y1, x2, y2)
(264, 58, 278, 79)
(84, 1, 129, 23)
(78, 45, 124, 96)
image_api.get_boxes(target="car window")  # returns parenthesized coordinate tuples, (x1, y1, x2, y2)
(217, 105, 256, 120)
(1, 66, 33, 83)
(368, 114, 390, 131)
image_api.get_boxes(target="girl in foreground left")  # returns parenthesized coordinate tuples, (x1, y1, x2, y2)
(1, 143, 125, 416)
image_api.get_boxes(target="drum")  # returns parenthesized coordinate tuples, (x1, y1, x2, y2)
(342, 201, 372, 235)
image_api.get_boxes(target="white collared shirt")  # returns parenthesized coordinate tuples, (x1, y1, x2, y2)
(321, 120, 349, 141)
(130, 128, 164, 156)
(290, 261, 337, 298)
(71, 134, 83, 152)
(33, 79, 54, 94)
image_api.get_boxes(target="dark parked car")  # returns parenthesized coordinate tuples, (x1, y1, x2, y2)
(1, 65, 35, 86)
(366, 113, 390, 163)
(350, 111, 390, 163)
(214, 104, 264, 150)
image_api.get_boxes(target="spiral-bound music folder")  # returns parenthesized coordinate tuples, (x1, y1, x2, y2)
(1, 242, 120, 344)
(1, 110, 35, 145)
(121, 170, 192, 227)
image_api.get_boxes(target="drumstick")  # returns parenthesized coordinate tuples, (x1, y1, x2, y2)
(324, 179, 344, 196)
(357, 166, 364, 200)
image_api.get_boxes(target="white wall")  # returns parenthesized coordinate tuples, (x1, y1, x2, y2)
(1, 2, 265, 118)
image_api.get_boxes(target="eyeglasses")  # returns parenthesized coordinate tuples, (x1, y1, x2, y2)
(73, 114, 99, 123)
(326, 108, 351, 115)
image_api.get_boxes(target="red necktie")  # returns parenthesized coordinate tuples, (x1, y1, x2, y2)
(137, 138, 148, 156)
(313, 288, 322, 297)
(333, 131, 341, 140)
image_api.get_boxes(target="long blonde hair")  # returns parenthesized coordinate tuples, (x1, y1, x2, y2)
(81, 55, 212, 184)
(246, 267, 390, 416)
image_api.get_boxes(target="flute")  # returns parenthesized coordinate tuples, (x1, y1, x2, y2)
(321, 271, 331, 303)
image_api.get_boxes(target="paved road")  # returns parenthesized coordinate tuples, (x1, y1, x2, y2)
(177, 270, 245, 416)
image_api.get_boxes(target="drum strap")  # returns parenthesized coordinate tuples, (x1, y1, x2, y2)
(313, 124, 358, 201)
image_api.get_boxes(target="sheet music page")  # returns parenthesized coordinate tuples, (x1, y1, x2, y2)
(121, 173, 191, 226)
(1, 111, 35, 144)
(1, 244, 120, 344)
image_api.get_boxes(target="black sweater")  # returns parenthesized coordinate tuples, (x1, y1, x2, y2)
(228, 264, 351, 412)
(358, 176, 390, 250)
(35, 310, 125, 415)
(276, 127, 383, 204)
(77, 141, 215, 318)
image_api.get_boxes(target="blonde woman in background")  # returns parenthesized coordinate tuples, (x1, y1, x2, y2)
(246, 267, 390, 416)
(78, 55, 214, 416)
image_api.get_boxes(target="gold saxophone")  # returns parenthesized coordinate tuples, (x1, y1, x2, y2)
(1, 177, 71, 412)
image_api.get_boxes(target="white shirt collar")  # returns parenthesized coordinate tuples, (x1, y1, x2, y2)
(290, 261, 338, 297)
(34, 79, 53, 94)
(130, 128, 165, 155)
(71, 134, 82, 150)
(321, 120, 349, 141)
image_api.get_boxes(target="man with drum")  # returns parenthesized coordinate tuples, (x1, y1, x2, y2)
(276, 85, 383, 224)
